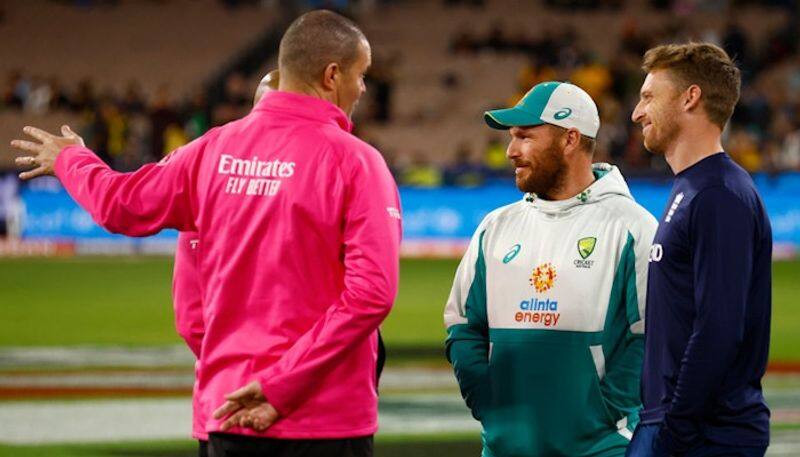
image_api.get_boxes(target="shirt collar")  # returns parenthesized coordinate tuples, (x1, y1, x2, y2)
(254, 90, 353, 133)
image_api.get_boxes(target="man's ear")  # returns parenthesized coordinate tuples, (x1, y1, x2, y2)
(563, 128, 582, 155)
(683, 84, 702, 112)
(321, 63, 340, 91)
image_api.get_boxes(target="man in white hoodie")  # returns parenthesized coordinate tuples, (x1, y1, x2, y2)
(444, 81, 658, 457)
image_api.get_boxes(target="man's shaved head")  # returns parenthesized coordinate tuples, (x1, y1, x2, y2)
(278, 10, 368, 84)
(254, 70, 279, 105)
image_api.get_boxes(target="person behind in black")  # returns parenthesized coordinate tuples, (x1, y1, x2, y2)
(626, 42, 771, 457)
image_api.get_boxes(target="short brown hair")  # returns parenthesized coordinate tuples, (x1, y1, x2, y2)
(549, 124, 596, 155)
(580, 136, 596, 156)
(279, 10, 367, 84)
(642, 42, 741, 129)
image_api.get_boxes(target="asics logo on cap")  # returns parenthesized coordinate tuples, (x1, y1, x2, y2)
(554, 108, 573, 120)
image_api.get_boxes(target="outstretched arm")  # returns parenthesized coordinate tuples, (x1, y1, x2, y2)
(13, 125, 207, 235)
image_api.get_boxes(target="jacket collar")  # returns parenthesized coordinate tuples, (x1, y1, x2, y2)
(523, 164, 632, 216)
(254, 90, 353, 133)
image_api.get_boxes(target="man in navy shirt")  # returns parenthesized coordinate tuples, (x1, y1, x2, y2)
(626, 43, 772, 457)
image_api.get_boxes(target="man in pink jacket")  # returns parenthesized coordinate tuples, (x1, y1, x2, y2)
(173, 70, 281, 457)
(12, 10, 401, 457)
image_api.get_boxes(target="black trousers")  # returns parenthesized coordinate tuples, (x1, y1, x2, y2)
(199, 440, 209, 457)
(208, 433, 373, 457)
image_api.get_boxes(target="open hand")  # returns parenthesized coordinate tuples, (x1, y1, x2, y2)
(12, 125, 85, 180)
(212, 380, 280, 432)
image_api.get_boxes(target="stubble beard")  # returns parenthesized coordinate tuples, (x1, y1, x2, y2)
(516, 142, 567, 200)
(643, 104, 681, 156)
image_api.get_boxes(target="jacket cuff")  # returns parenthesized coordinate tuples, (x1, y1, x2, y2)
(657, 418, 700, 455)
(53, 145, 88, 178)
(260, 376, 290, 417)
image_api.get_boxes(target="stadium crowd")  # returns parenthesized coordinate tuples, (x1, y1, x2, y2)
(441, 4, 800, 184)
(2, 0, 800, 188)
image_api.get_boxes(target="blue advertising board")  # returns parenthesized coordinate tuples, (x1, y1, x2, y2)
(400, 174, 800, 249)
(16, 173, 800, 255)
(18, 177, 177, 253)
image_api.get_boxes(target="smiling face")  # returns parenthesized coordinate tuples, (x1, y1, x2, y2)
(506, 125, 567, 198)
(631, 70, 683, 155)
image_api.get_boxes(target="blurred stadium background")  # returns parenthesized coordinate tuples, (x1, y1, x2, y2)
(0, 0, 799, 455)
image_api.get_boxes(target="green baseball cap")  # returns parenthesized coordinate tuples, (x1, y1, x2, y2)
(484, 81, 600, 138)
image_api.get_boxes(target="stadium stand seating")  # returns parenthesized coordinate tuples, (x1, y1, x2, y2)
(1, 0, 797, 175)
(356, 0, 790, 168)
(0, 0, 279, 167)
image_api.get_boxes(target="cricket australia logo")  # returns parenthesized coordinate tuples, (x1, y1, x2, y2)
(574, 237, 596, 269)
(578, 237, 596, 259)
(530, 263, 557, 292)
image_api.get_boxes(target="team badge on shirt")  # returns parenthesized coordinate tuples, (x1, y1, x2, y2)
(574, 237, 597, 269)
(665, 193, 685, 222)
(578, 237, 597, 259)
(530, 263, 557, 293)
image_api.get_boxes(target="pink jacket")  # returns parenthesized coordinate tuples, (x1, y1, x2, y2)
(54, 91, 402, 439)
(172, 231, 206, 440)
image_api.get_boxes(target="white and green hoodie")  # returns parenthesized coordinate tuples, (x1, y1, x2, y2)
(444, 164, 658, 457)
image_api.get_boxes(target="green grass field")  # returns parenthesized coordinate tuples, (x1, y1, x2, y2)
(1, 257, 799, 456)
(1, 257, 800, 361)
(0, 427, 798, 457)
(1, 434, 483, 457)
